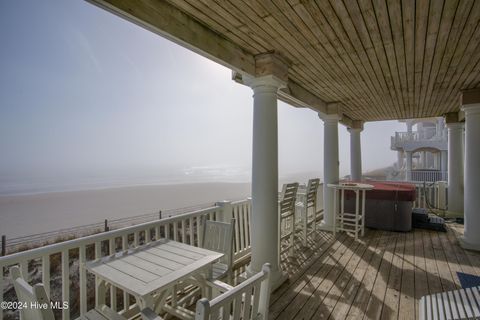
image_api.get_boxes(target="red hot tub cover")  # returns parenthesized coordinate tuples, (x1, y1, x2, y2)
(342, 181, 416, 231)
(345, 181, 416, 202)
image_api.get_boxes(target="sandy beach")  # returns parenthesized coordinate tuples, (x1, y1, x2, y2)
(0, 182, 251, 239)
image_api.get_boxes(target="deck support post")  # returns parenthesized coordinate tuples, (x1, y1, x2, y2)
(319, 109, 342, 231)
(433, 153, 439, 170)
(405, 151, 413, 181)
(348, 122, 363, 181)
(420, 151, 426, 169)
(244, 74, 287, 289)
(460, 102, 480, 250)
(397, 151, 404, 169)
(441, 150, 448, 180)
(446, 122, 464, 215)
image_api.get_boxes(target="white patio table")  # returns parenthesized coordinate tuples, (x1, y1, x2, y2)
(85, 238, 224, 320)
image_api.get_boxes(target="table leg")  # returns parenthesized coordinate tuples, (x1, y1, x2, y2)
(137, 295, 155, 310)
(192, 272, 210, 299)
(361, 190, 366, 237)
(355, 190, 359, 241)
(95, 280, 106, 307)
(333, 189, 337, 237)
(341, 189, 345, 231)
(153, 290, 168, 314)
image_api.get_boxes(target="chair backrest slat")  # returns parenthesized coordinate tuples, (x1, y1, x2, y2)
(279, 183, 299, 214)
(202, 219, 234, 268)
(306, 178, 320, 209)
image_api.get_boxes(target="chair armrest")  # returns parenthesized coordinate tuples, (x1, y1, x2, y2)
(206, 279, 234, 293)
(140, 307, 164, 320)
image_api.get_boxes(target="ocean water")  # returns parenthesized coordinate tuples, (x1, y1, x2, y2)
(0, 165, 252, 196)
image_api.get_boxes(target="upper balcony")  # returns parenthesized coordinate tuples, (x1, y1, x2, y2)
(391, 128, 447, 152)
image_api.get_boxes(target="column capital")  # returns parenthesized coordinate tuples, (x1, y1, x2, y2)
(254, 51, 290, 81)
(347, 120, 364, 132)
(242, 74, 287, 91)
(446, 122, 464, 130)
(318, 102, 343, 122)
(320, 113, 342, 123)
(347, 127, 363, 133)
(462, 103, 480, 116)
(445, 112, 462, 124)
(462, 88, 480, 105)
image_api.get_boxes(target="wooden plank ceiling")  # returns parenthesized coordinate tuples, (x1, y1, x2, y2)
(90, 0, 480, 122)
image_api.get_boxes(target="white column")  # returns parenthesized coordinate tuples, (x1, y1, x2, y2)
(417, 122, 424, 139)
(441, 150, 448, 180)
(437, 118, 444, 138)
(320, 113, 341, 230)
(461, 104, 480, 250)
(433, 152, 439, 169)
(406, 120, 413, 133)
(397, 150, 404, 169)
(447, 122, 464, 214)
(349, 127, 362, 181)
(405, 151, 413, 181)
(245, 75, 286, 288)
(420, 151, 426, 169)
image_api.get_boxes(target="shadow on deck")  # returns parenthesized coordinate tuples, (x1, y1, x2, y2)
(259, 223, 479, 320)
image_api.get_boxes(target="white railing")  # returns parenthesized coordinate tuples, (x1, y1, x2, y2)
(410, 170, 447, 182)
(394, 131, 419, 143)
(1, 185, 327, 320)
(413, 181, 448, 210)
(0, 199, 252, 320)
(391, 130, 446, 148)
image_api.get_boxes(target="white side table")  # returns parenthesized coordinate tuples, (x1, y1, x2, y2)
(327, 182, 374, 240)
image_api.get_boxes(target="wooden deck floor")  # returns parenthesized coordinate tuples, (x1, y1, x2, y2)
(268, 223, 480, 320)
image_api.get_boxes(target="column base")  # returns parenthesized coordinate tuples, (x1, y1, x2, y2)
(459, 236, 480, 252)
(245, 264, 288, 291)
(317, 221, 334, 232)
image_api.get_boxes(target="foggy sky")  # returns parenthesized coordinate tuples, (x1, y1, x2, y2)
(0, 0, 406, 188)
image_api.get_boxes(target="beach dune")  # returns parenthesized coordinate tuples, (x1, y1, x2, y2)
(0, 182, 251, 239)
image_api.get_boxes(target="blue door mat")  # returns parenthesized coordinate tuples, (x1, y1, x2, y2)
(457, 272, 480, 289)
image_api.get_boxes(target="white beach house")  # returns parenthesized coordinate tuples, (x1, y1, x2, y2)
(2, 1, 480, 319)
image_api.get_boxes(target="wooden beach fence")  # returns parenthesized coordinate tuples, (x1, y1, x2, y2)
(1, 235, 5, 256)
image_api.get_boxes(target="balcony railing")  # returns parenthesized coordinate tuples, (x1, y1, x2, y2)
(0, 179, 450, 320)
(391, 129, 446, 149)
(0, 200, 251, 320)
(0, 186, 326, 320)
(410, 170, 447, 183)
(412, 181, 448, 211)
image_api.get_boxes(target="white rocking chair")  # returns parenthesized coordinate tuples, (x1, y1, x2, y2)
(279, 182, 299, 257)
(201, 218, 235, 284)
(195, 263, 271, 320)
(296, 178, 320, 246)
(10, 266, 160, 320)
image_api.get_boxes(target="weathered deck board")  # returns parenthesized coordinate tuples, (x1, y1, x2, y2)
(269, 223, 480, 320)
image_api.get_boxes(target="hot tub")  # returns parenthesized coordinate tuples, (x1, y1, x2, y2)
(344, 181, 416, 232)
